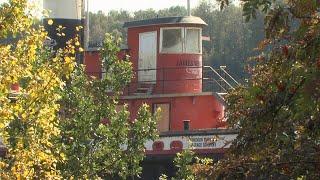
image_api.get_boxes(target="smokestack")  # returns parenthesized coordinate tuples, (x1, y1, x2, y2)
(187, 0, 191, 16)
(43, 0, 84, 63)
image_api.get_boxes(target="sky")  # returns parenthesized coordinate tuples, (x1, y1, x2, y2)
(0, 0, 212, 13)
(89, 0, 200, 13)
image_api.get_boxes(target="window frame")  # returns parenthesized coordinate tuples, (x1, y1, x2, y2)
(153, 102, 171, 132)
(185, 27, 202, 54)
(159, 27, 202, 54)
(159, 27, 184, 54)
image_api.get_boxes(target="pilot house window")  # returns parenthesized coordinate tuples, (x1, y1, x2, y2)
(161, 28, 183, 53)
(160, 27, 201, 54)
(186, 28, 201, 53)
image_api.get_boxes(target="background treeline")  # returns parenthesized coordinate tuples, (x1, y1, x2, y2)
(89, 1, 264, 80)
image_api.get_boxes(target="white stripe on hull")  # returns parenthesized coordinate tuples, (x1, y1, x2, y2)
(144, 134, 237, 151)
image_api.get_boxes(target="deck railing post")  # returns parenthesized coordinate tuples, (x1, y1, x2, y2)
(162, 68, 165, 94)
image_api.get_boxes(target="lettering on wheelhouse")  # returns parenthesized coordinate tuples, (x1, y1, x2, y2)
(176, 60, 200, 67)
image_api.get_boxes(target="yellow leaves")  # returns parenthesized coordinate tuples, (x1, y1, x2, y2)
(75, 26, 83, 32)
(255, 39, 272, 51)
(71, 48, 76, 55)
(65, 56, 72, 64)
(0, 161, 8, 169)
(295, 125, 305, 134)
(75, 41, 80, 46)
(47, 19, 53, 25)
(63, 56, 76, 74)
(56, 25, 66, 37)
(0, 1, 81, 178)
(0, 2, 74, 179)
(60, 153, 66, 161)
(21, 113, 27, 120)
(57, 32, 65, 37)
(0, 107, 11, 121)
(44, 149, 52, 154)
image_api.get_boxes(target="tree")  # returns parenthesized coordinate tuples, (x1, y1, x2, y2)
(193, 1, 264, 80)
(0, 1, 158, 179)
(89, 10, 132, 47)
(57, 33, 159, 179)
(133, 8, 158, 20)
(88, 6, 187, 47)
(159, 149, 213, 180)
(157, 6, 187, 17)
(198, 0, 320, 179)
(0, 0, 76, 178)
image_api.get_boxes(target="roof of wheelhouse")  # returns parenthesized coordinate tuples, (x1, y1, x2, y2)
(123, 16, 207, 28)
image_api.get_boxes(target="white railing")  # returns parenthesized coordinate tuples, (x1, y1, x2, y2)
(203, 65, 240, 95)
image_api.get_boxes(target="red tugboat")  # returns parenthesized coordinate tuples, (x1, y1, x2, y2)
(84, 15, 239, 178)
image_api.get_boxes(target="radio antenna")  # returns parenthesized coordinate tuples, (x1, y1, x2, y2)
(187, 0, 191, 16)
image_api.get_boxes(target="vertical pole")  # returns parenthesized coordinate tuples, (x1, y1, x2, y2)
(85, 0, 90, 49)
(162, 68, 164, 94)
(187, 0, 191, 16)
(202, 66, 203, 91)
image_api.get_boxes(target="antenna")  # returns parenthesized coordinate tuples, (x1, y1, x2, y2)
(85, 0, 90, 49)
(187, 0, 191, 16)
(82, 0, 90, 49)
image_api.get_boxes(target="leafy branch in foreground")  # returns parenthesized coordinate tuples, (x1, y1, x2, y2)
(57, 34, 159, 179)
(0, 0, 76, 178)
(195, 0, 320, 179)
(159, 149, 213, 180)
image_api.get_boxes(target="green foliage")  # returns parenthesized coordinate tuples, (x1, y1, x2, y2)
(169, 149, 214, 180)
(125, 104, 159, 178)
(196, 0, 320, 179)
(159, 174, 168, 180)
(173, 150, 196, 180)
(57, 33, 158, 179)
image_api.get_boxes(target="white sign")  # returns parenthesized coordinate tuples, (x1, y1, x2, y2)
(145, 134, 237, 151)
(189, 137, 217, 148)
